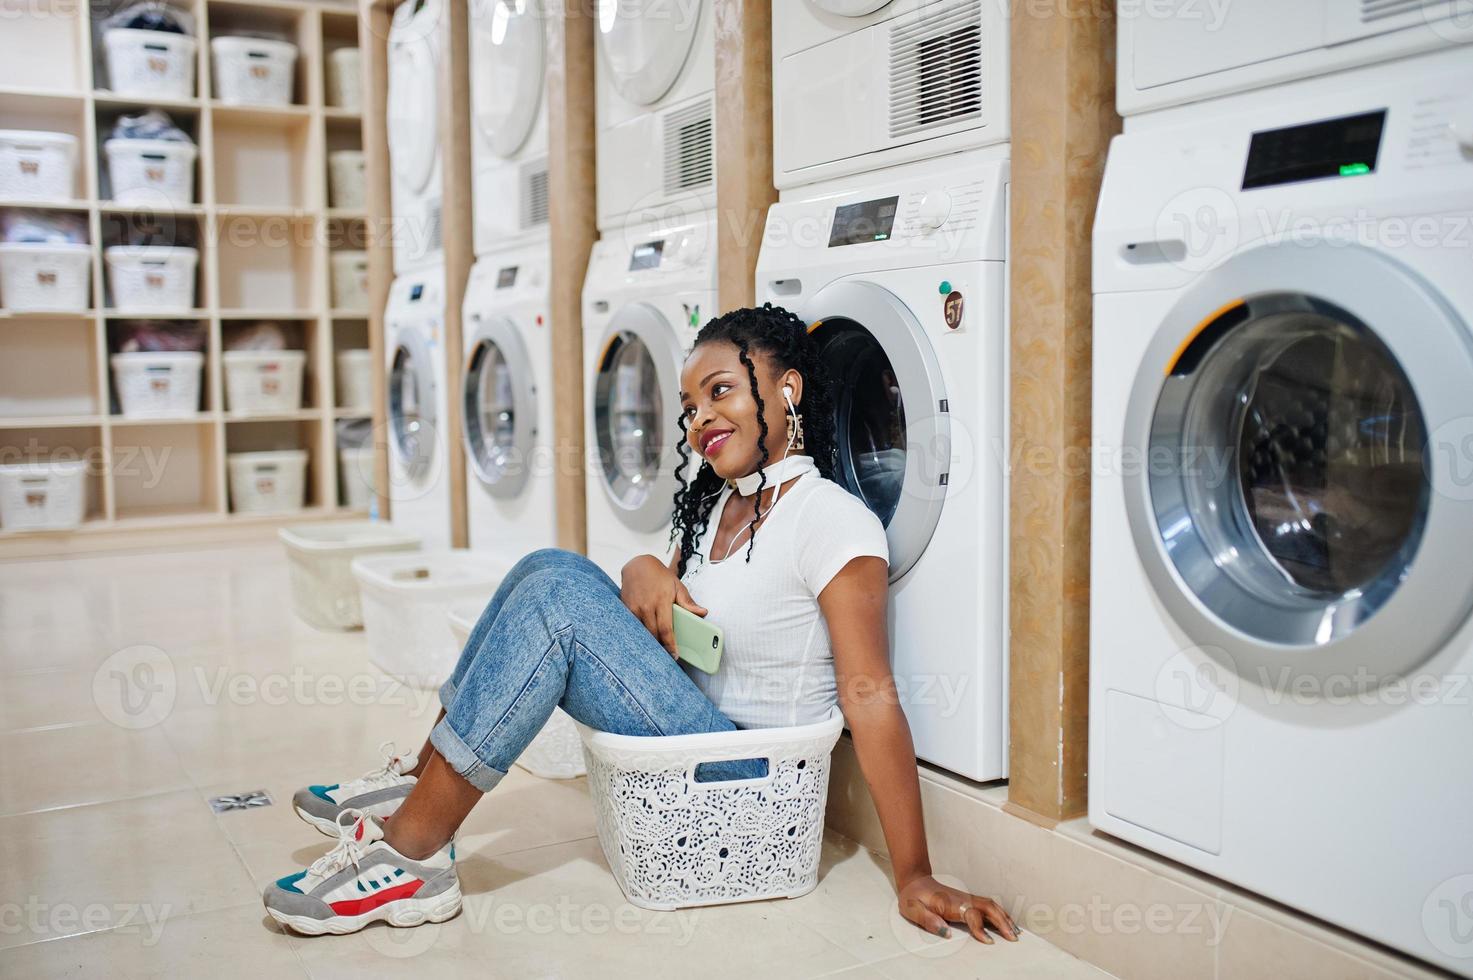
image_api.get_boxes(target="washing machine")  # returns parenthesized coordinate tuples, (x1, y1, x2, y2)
(582, 209, 716, 577)
(1118, 0, 1473, 117)
(385, 267, 452, 549)
(594, 0, 715, 231)
(388, 0, 446, 273)
(470, 0, 549, 257)
(461, 244, 556, 559)
(1090, 49, 1473, 975)
(772, 0, 1009, 190)
(755, 147, 1009, 781)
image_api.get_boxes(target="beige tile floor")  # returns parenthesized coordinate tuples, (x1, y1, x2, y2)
(0, 542, 1114, 979)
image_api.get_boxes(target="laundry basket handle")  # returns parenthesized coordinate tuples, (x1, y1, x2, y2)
(683, 753, 775, 788)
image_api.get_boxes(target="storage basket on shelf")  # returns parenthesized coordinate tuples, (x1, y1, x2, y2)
(279, 521, 421, 630)
(111, 350, 203, 418)
(103, 28, 197, 99)
(328, 150, 366, 210)
(338, 446, 374, 509)
(448, 601, 587, 780)
(228, 449, 308, 514)
(211, 36, 298, 106)
(326, 47, 362, 110)
(223, 349, 306, 415)
(0, 243, 91, 312)
(351, 551, 510, 689)
(105, 245, 197, 312)
(104, 138, 197, 206)
(0, 130, 78, 202)
(0, 459, 87, 531)
(573, 706, 845, 911)
(330, 250, 369, 312)
(335, 348, 372, 411)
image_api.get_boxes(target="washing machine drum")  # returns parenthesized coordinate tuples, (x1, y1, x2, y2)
(473, 0, 544, 159)
(806, 281, 948, 581)
(463, 315, 536, 498)
(1124, 242, 1473, 686)
(389, 331, 438, 482)
(592, 303, 684, 532)
(388, 5, 440, 194)
(596, 0, 701, 106)
(808, 0, 893, 15)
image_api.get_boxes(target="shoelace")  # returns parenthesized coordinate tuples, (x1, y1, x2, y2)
(353, 740, 415, 790)
(307, 809, 370, 881)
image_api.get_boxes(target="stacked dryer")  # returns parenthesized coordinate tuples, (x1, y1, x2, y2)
(462, 0, 556, 560)
(755, 0, 1011, 781)
(1091, 7, 1473, 974)
(583, 0, 718, 576)
(384, 0, 452, 547)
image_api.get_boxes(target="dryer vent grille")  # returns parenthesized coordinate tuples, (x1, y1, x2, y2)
(1359, 0, 1441, 21)
(521, 160, 550, 229)
(662, 99, 714, 195)
(424, 198, 443, 254)
(888, 0, 983, 140)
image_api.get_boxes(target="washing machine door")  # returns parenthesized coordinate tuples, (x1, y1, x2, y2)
(472, 0, 544, 159)
(462, 313, 536, 499)
(1124, 243, 1473, 686)
(595, 0, 700, 106)
(389, 1, 440, 194)
(809, 0, 893, 15)
(389, 329, 438, 482)
(806, 280, 949, 581)
(592, 303, 684, 532)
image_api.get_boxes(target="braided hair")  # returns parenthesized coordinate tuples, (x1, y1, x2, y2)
(670, 303, 837, 578)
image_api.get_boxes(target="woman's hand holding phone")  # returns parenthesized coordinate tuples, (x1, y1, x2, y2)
(619, 554, 708, 658)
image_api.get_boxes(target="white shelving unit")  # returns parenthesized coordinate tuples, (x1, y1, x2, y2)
(0, 0, 371, 554)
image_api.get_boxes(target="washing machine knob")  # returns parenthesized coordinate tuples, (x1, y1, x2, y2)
(914, 190, 953, 232)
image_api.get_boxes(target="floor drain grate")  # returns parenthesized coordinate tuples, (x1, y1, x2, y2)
(209, 790, 274, 813)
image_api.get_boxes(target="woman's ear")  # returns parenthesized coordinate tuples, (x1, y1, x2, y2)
(781, 369, 803, 408)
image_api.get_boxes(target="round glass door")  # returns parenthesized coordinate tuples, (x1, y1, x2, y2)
(592, 304, 683, 532)
(806, 280, 948, 581)
(462, 315, 536, 499)
(472, 0, 544, 159)
(809, 0, 894, 15)
(389, 332, 437, 482)
(1124, 243, 1473, 684)
(388, 3, 439, 194)
(595, 0, 701, 106)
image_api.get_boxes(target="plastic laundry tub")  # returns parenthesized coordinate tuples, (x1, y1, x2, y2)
(0, 129, 78, 201)
(0, 459, 87, 531)
(223, 349, 306, 415)
(326, 47, 363, 111)
(448, 601, 587, 779)
(279, 521, 421, 631)
(335, 348, 372, 411)
(0, 242, 91, 312)
(105, 138, 197, 207)
(328, 150, 366, 209)
(573, 705, 845, 911)
(211, 36, 298, 106)
(352, 551, 510, 689)
(330, 250, 369, 311)
(111, 351, 203, 418)
(104, 28, 197, 99)
(228, 449, 308, 514)
(105, 245, 197, 312)
(338, 446, 374, 509)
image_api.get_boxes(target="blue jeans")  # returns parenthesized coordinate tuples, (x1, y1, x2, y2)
(430, 548, 768, 791)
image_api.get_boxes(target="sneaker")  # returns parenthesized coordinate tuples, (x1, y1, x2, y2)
(293, 741, 418, 837)
(263, 809, 461, 936)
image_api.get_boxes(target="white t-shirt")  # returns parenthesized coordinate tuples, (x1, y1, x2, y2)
(678, 471, 890, 729)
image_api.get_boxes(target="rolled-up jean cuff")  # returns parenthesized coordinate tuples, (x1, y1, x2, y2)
(438, 675, 459, 710)
(429, 717, 507, 793)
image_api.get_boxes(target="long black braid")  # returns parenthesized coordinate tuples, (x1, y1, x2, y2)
(669, 303, 837, 578)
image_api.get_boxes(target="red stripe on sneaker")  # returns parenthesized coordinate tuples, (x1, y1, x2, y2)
(328, 878, 423, 916)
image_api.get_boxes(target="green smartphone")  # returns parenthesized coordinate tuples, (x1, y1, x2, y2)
(672, 604, 723, 674)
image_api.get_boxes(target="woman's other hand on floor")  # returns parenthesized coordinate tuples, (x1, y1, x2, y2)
(619, 554, 708, 658)
(898, 874, 1019, 945)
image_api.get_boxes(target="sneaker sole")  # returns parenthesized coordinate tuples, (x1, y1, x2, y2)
(267, 881, 463, 936)
(293, 805, 343, 838)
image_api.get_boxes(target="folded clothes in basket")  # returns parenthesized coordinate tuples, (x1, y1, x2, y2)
(109, 109, 193, 144)
(105, 0, 194, 35)
(117, 320, 205, 353)
(0, 209, 87, 245)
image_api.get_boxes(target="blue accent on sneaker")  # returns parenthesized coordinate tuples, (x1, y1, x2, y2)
(275, 871, 308, 894)
(357, 880, 366, 893)
(309, 784, 340, 802)
(394, 868, 404, 877)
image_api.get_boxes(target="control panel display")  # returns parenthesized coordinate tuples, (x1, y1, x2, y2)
(629, 240, 665, 271)
(496, 266, 518, 289)
(1242, 110, 1386, 189)
(829, 196, 900, 248)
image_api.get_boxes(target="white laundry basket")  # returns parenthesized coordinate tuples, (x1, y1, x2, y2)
(338, 446, 374, 508)
(335, 348, 372, 411)
(326, 48, 362, 110)
(223, 349, 306, 415)
(448, 601, 587, 780)
(328, 150, 366, 209)
(330, 250, 369, 311)
(574, 706, 845, 911)
(211, 36, 298, 106)
(279, 521, 421, 630)
(228, 449, 308, 514)
(104, 138, 197, 206)
(0, 130, 78, 201)
(110, 351, 203, 418)
(0, 243, 91, 312)
(0, 460, 87, 531)
(104, 28, 197, 99)
(105, 245, 197, 312)
(351, 551, 509, 689)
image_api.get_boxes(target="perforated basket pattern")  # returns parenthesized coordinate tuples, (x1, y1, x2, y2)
(574, 710, 843, 911)
(516, 709, 586, 779)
